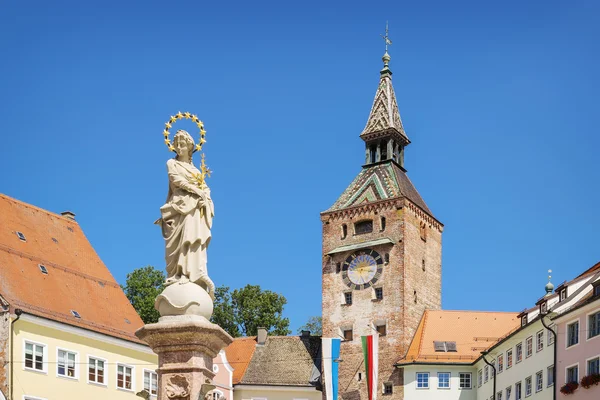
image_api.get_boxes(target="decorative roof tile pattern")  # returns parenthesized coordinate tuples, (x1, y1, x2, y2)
(361, 71, 408, 141)
(224, 337, 258, 385)
(398, 310, 520, 365)
(325, 162, 432, 215)
(239, 336, 321, 387)
(0, 193, 146, 344)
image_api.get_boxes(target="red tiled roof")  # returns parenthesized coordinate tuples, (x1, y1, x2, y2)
(224, 337, 257, 384)
(0, 193, 146, 344)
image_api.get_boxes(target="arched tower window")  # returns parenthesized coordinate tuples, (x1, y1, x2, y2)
(341, 224, 348, 239)
(380, 216, 386, 231)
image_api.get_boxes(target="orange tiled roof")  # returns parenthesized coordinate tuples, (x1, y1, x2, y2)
(0, 193, 146, 344)
(398, 310, 520, 365)
(224, 337, 257, 384)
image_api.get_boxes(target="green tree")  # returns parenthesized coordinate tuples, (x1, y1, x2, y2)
(121, 265, 165, 324)
(297, 316, 322, 336)
(211, 284, 291, 337)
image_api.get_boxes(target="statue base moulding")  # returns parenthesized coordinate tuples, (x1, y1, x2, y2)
(136, 315, 233, 400)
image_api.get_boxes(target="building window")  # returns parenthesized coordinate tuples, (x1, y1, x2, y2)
(506, 386, 512, 400)
(343, 329, 353, 341)
(416, 372, 429, 389)
(38, 264, 48, 274)
(594, 285, 600, 297)
(484, 365, 489, 382)
(355, 220, 373, 235)
(459, 372, 471, 389)
(588, 357, 600, 375)
(526, 337, 533, 358)
(420, 222, 427, 241)
(375, 287, 383, 300)
(383, 382, 393, 394)
(88, 357, 105, 384)
(498, 354, 504, 373)
(384, 253, 390, 263)
(547, 365, 554, 387)
(507, 349, 513, 369)
(344, 292, 352, 305)
(566, 365, 578, 384)
(16, 231, 26, 241)
(560, 288, 567, 301)
(57, 349, 76, 378)
(515, 382, 522, 400)
(357, 372, 362, 381)
(478, 370, 483, 387)
(336, 262, 341, 274)
(24, 341, 46, 372)
(376, 323, 387, 336)
(548, 324, 555, 345)
(497, 391, 502, 400)
(525, 376, 532, 397)
(516, 342, 523, 363)
(535, 371, 543, 392)
(588, 311, 600, 339)
(536, 330, 544, 352)
(117, 364, 133, 390)
(380, 217, 386, 231)
(540, 302, 547, 314)
(422, 259, 426, 271)
(438, 372, 450, 389)
(212, 391, 224, 400)
(144, 370, 158, 396)
(491, 359, 496, 377)
(567, 321, 579, 347)
(341, 224, 348, 239)
(521, 315, 527, 327)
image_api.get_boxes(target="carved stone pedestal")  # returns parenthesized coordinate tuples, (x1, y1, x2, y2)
(136, 315, 233, 400)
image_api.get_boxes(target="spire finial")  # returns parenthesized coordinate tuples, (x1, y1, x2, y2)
(545, 269, 554, 296)
(380, 22, 392, 73)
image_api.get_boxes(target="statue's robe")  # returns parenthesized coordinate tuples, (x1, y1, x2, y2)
(159, 158, 215, 295)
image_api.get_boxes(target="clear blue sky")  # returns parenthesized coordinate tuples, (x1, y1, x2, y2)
(1, 1, 599, 333)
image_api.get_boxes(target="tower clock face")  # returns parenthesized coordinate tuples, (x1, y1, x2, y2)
(342, 249, 384, 290)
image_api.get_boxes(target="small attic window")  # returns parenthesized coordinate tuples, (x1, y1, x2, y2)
(16, 231, 26, 241)
(71, 310, 81, 319)
(51, 237, 58, 244)
(124, 318, 131, 324)
(38, 264, 48, 275)
(560, 288, 567, 301)
(434, 341, 457, 352)
(540, 301, 547, 314)
(98, 281, 105, 287)
(521, 314, 528, 327)
(67, 227, 74, 232)
(446, 341, 457, 352)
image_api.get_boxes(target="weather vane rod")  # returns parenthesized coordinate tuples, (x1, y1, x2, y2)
(380, 21, 392, 52)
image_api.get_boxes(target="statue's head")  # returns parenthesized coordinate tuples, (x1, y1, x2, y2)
(173, 130, 195, 160)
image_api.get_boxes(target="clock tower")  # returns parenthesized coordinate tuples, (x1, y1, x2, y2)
(321, 50, 442, 400)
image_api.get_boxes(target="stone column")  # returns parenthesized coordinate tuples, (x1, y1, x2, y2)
(136, 315, 233, 400)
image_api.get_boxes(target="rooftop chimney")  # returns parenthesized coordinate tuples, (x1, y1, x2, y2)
(61, 211, 76, 221)
(301, 330, 311, 338)
(257, 327, 268, 345)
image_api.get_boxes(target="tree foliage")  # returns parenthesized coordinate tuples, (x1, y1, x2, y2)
(121, 265, 165, 324)
(211, 284, 291, 337)
(297, 315, 322, 336)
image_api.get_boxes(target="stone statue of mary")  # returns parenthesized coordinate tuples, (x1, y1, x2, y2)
(157, 129, 215, 298)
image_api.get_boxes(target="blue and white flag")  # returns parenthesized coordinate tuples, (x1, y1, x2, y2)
(323, 338, 341, 400)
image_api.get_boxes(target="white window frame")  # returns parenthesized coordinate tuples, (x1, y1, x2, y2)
(525, 376, 532, 397)
(586, 308, 600, 341)
(566, 319, 580, 348)
(536, 330, 544, 352)
(213, 391, 225, 400)
(56, 347, 78, 379)
(565, 363, 579, 384)
(535, 370, 543, 392)
(547, 365, 554, 387)
(438, 372, 451, 389)
(87, 355, 108, 386)
(143, 369, 158, 397)
(506, 386, 512, 400)
(548, 324, 555, 345)
(515, 381, 522, 400)
(382, 382, 393, 395)
(585, 355, 600, 375)
(478, 369, 483, 387)
(416, 372, 430, 389)
(116, 362, 135, 391)
(484, 365, 489, 382)
(459, 372, 472, 389)
(506, 348, 513, 369)
(498, 354, 504, 373)
(525, 336, 533, 358)
(23, 339, 47, 374)
(23, 397, 47, 400)
(516, 342, 523, 363)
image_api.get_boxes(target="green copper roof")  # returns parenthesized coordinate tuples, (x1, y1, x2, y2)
(327, 237, 394, 255)
(325, 161, 432, 215)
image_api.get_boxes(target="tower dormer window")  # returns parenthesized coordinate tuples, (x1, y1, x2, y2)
(341, 224, 348, 239)
(355, 220, 373, 235)
(420, 222, 427, 241)
(381, 140, 388, 160)
(380, 216, 386, 231)
(370, 145, 377, 163)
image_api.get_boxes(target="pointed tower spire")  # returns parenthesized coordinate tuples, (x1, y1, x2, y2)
(361, 24, 410, 168)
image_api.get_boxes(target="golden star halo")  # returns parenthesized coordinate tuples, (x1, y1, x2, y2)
(162, 111, 207, 153)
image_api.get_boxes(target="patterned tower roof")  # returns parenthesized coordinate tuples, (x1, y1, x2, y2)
(360, 52, 409, 144)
